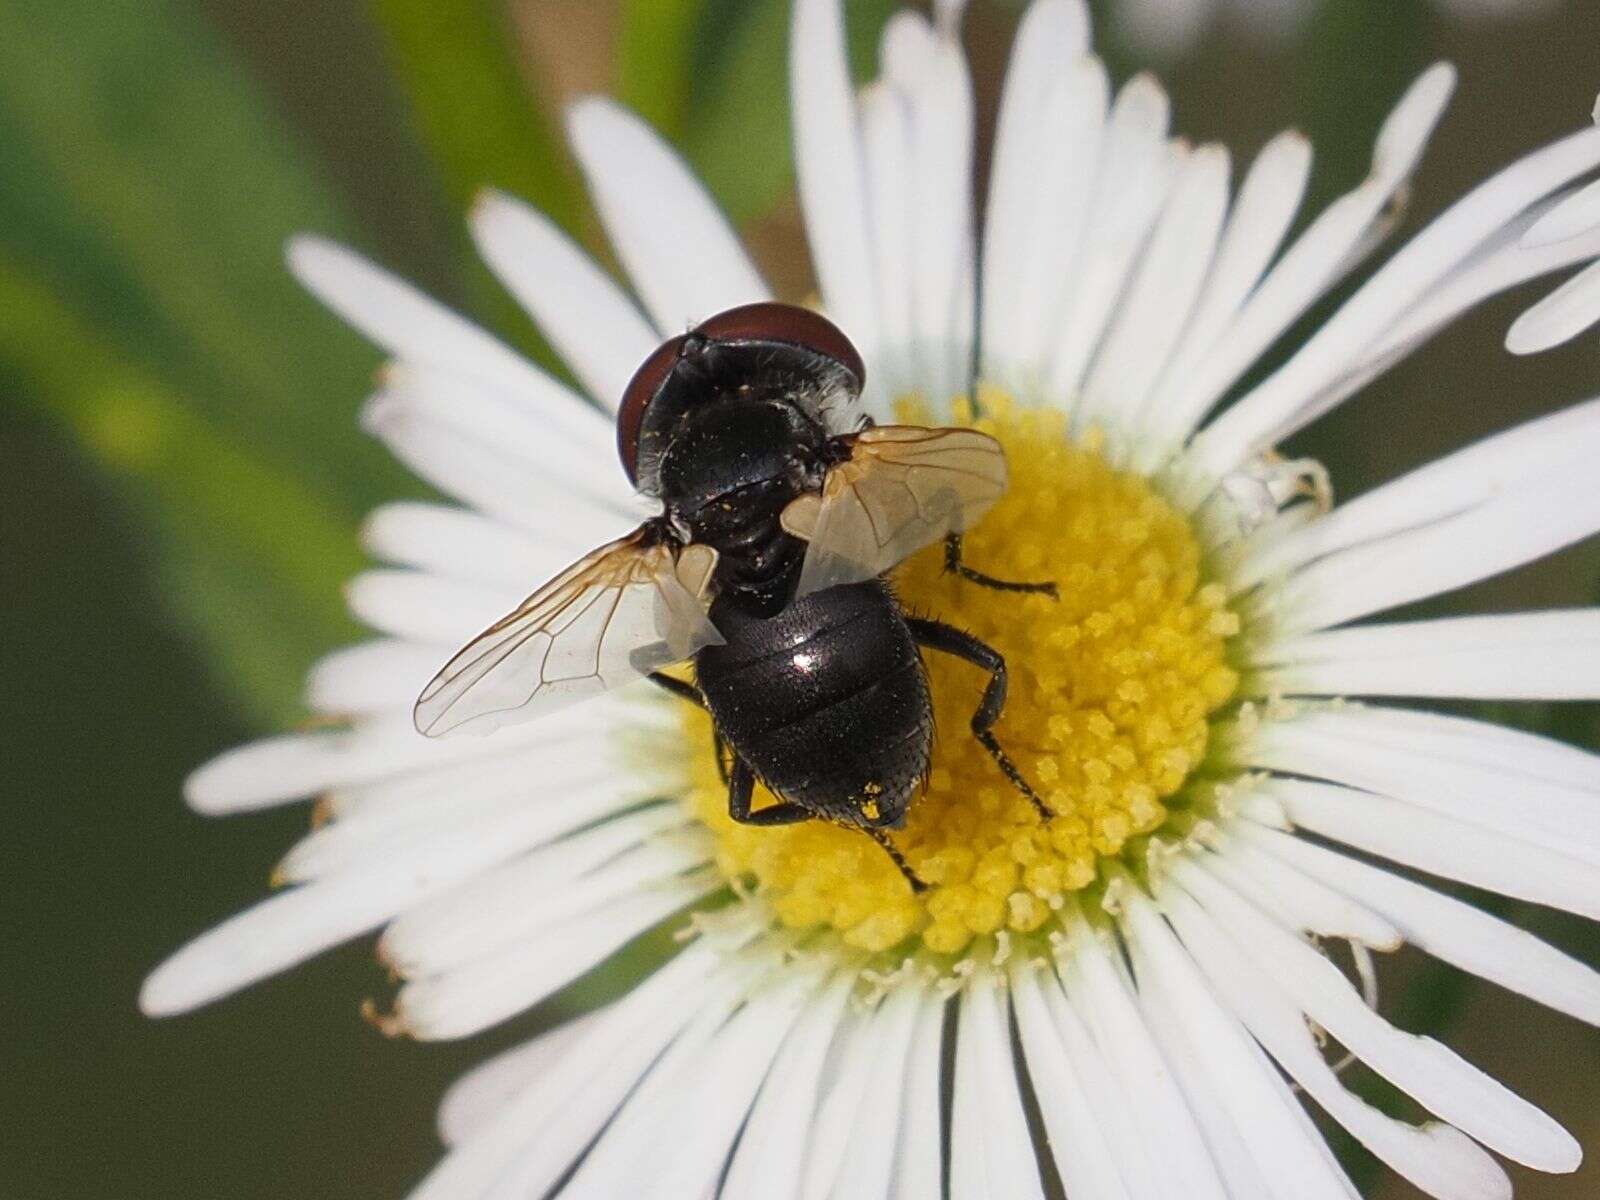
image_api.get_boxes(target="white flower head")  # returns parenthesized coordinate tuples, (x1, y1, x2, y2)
(146, 1, 1600, 1197)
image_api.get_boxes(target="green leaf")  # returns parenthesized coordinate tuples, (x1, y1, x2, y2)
(0, 0, 414, 721)
(368, 0, 584, 231)
(617, 0, 706, 143)
(0, 263, 362, 726)
(0, 0, 411, 520)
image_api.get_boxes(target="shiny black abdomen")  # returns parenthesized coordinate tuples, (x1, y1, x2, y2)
(695, 581, 932, 829)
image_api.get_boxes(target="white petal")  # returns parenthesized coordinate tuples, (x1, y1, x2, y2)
(1507, 255, 1600, 353)
(1199, 824, 1402, 947)
(1169, 856, 1580, 1172)
(1521, 175, 1600, 247)
(831, 982, 924, 1200)
(345, 569, 518, 646)
(470, 189, 660, 408)
(143, 768, 648, 1016)
(1240, 708, 1600, 863)
(1274, 454, 1600, 631)
(287, 236, 580, 407)
(563, 969, 817, 1200)
(359, 386, 638, 535)
(1233, 394, 1600, 592)
(798, 1007, 881, 1199)
(791, 0, 879, 358)
(1130, 978, 1285, 1200)
(981, 0, 1092, 373)
(722, 971, 856, 1200)
(1119, 884, 1356, 1200)
(1279, 702, 1600, 789)
(1159, 878, 1514, 1200)
(1081, 143, 1231, 435)
(183, 698, 659, 814)
(306, 638, 442, 715)
(989, 58, 1109, 380)
(437, 1006, 612, 1146)
(891, 988, 949, 1200)
(1058, 918, 1230, 1200)
(1195, 118, 1600, 479)
(547, 986, 739, 1200)
(1135, 130, 1312, 468)
(565, 97, 768, 333)
(1237, 823, 1600, 1027)
(1008, 962, 1134, 1200)
(411, 941, 732, 1200)
(397, 877, 714, 1041)
(362, 501, 599, 591)
(1047, 74, 1176, 403)
(1297, 220, 1600, 431)
(1171, 67, 1453, 479)
(1264, 775, 1600, 926)
(859, 83, 918, 401)
(374, 362, 630, 510)
(950, 969, 1046, 1200)
(381, 819, 702, 975)
(279, 762, 602, 882)
(882, 13, 975, 400)
(1260, 610, 1600, 700)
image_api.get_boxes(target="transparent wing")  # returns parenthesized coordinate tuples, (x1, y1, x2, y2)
(785, 425, 1008, 596)
(414, 529, 722, 737)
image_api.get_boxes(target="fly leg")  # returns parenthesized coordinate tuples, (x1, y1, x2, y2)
(944, 533, 1057, 597)
(906, 618, 1055, 822)
(864, 827, 928, 893)
(726, 757, 814, 826)
(648, 671, 728, 785)
(727, 759, 927, 893)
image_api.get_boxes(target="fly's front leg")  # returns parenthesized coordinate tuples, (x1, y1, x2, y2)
(648, 671, 728, 784)
(906, 617, 1055, 822)
(944, 533, 1057, 597)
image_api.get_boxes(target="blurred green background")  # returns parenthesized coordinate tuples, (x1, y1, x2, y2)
(4, 0, 1600, 1196)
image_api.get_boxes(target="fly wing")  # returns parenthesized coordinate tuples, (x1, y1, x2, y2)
(786, 426, 1008, 597)
(414, 529, 722, 737)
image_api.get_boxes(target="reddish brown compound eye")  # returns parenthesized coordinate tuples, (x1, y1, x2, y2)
(695, 302, 865, 394)
(617, 332, 687, 485)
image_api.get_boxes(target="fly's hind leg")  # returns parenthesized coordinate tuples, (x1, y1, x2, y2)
(864, 827, 928, 893)
(944, 533, 1057, 597)
(906, 617, 1055, 822)
(727, 758, 928, 894)
(726, 757, 813, 826)
(648, 671, 728, 784)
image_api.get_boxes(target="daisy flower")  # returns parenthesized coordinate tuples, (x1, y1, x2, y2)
(144, 0, 1600, 1196)
(1115, 0, 1559, 59)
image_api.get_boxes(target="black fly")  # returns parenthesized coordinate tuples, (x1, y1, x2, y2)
(413, 303, 1056, 890)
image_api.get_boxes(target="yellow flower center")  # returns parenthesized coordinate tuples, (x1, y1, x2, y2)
(677, 393, 1240, 959)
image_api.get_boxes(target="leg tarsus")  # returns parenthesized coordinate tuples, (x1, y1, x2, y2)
(944, 534, 1057, 597)
(865, 827, 928, 893)
(907, 617, 1055, 822)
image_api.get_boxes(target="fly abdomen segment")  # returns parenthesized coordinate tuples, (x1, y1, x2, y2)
(696, 582, 933, 836)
